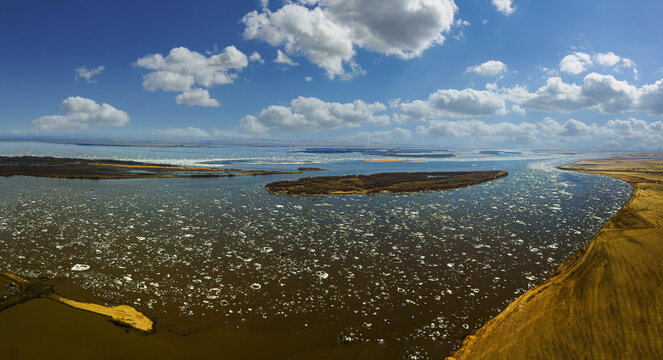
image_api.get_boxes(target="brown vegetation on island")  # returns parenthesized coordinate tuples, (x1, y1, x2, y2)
(265, 171, 508, 194)
(0, 156, 299, 179)
(0, 272, 153, 332)
(447, 154, 663, 360)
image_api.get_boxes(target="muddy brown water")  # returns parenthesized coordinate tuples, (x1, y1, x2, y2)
(0, 158, 633, 359)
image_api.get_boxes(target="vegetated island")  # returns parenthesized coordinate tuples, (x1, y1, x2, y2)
(0, 271, 152, 332)
(447, 154, 663, 360)
(0, 156, 299, 179)
(266, 171, 508, 194)
(298, 167, 326, 171)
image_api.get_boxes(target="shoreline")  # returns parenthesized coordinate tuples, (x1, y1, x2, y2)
(0, 156, 299, 179)
(447, 155, 663, 359)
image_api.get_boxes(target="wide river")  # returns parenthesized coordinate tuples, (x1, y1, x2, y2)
(0, 142, 632, 358)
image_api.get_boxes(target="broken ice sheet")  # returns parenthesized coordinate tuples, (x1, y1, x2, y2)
(0, 155, 633, 357)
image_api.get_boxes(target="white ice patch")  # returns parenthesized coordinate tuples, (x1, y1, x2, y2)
(71, 264, 90, 271)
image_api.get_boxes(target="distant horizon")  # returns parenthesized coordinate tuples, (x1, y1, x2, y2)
(0, 136, 619, 153)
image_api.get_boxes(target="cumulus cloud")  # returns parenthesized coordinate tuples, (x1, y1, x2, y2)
(560, 51, 637, 75)
(595, 52, 621, 67)
(398, 88, 507, 121)
(135, 46, 248, 106)
(519, 73, 641, 114)
(32, 96, 130, 132)
(225, 96, 390, 136)
(142, 71, 195, 92)
(466, 60, 508, 76)
(155, 127, 210, 137)
(417, 119, 536, 142)
(560, 52, 593, 74)
(537, 117, 597, 137)
(249, 51, 264, 63)
(637, 79, 663, 115)
(492, 0, 516, 16)
(175, 89, 220, 107)
(511, 104, 526, 115)
(389, 72, 662, 122)
(212, 115, 271, 139)
(258, 96, 389, 132)
(275, 50, 298, 66)
(239, 115, 271, 136)
(75, 65, 105, 83)
(416, 116, 663, 149)
(242, 0, 457, 79)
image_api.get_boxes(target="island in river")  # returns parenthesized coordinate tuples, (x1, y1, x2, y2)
(0, 156, 299, 179)
(265, 170, 508, 194)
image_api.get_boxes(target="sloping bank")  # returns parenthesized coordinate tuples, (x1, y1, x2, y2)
(447, 155, 663, 359)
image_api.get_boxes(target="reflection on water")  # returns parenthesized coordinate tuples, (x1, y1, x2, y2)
(0, 143, 632, 358)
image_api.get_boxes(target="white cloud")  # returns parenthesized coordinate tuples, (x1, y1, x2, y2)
(595, 52, 621, 67)
(238, 115, 271, 136)
(304, 76, 313, 82)
(492, 0, 515, 15)
(391, 73, 662, 122)
(638, 79, 663, 115)
(511, 104, 526, 115)
(415, 116, 663, 149)
(32, 96, 129, 132)
(175, 89, 220, 107)
(560, 52, 592, 74)
(212, 115, 271, 139)
(155, 127, 210, 137)
(75, 65, 105, 83)
(417, 119, 536, 142)
(242, 0, 457, 79)
(275, 50, 298, 66)
(537, 117, 597, 137)
(466, 60, 508, 76)
(249, 51, 264, 63)
(519, 73, 640, 113)
(234, 96, 389, 134)
(142, 71, 194, 92)
(135, 46, 248, 106)
(559, 51, 637, 75)
(399, 88, 507, 121)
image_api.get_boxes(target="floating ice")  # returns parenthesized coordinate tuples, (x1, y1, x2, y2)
(70, 264, 90, 271)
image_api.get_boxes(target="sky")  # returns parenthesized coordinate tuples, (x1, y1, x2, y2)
(1, 0, 663, 150)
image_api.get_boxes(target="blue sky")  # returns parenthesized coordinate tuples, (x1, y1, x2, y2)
(1, 0, 662, 149)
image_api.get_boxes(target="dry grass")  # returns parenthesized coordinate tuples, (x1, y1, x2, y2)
(447, 154, 663, 360)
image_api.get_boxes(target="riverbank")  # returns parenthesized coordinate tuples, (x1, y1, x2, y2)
(448, 154, 663, 359)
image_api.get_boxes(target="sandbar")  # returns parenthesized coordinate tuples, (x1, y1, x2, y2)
(0, 271, 152, 332)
